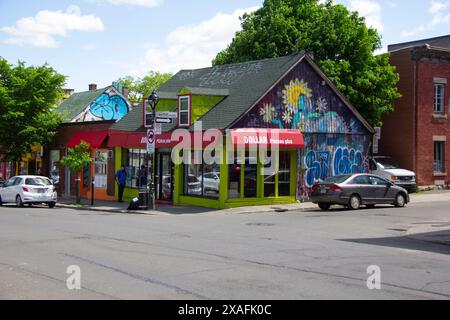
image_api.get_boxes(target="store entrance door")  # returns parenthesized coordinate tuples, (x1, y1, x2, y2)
(155, 153, 174, 202)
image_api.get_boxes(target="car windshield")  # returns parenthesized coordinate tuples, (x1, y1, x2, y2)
(375, 157, 400, 169)
(25, 177, 52, 186)
(322, 175, 352, 184)
(188, 176, 199, 183)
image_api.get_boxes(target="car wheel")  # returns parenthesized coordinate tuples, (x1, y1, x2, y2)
(394, 193, 406, 208)
(48, 202, 56, 209)
(318, 203, 331, 211)
(348, 195, 361, 210)
(0, 195, 3, 206)
(16, 195, 24, 208)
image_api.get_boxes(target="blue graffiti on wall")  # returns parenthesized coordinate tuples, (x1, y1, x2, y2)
(304, 150, 330, 188)
(89, 93, 129, 121)
(332, 147, 366, 176)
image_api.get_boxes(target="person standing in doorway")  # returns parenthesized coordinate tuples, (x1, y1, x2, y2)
(115, 165, 127, 203)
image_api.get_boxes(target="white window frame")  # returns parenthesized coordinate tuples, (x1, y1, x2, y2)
(178, 95, 191, 127)
(434, 83, 445, 113)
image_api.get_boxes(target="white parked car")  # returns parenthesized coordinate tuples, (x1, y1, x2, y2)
(0, 176, 57, 208)
(198, 172, 220, 193)
(369, 156, 417, 192)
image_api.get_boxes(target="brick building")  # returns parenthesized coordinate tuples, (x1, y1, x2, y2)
(379, 35, 450, 187)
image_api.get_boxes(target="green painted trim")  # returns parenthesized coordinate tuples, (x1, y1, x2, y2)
(173, 163, 182, 205)
(219, 148, 228, 208)
(290, 150, 297, 197)
(224, 196, 297, 208)
(275, 152, 279, 197)
(179, 195, 220, 209)
(114, 147, 121, 199)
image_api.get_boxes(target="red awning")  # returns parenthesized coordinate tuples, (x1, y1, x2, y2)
(229, 129, 304, 148)
(67, 131, 109, 149)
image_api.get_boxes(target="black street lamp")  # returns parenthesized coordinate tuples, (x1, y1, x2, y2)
(147, 91, 159, 210)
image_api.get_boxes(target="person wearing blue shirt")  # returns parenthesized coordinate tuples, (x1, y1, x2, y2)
(115, 165, 127, 203)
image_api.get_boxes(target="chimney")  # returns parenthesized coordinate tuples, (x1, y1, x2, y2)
(89, 83, 97, 91)
(122, 86, 129, 99)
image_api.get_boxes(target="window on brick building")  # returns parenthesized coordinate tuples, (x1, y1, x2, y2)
(434, 141, 445, 173)
(434, 83, 445, 113)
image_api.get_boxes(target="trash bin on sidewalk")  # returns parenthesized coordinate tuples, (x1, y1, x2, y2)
(138, 188, 149, 209)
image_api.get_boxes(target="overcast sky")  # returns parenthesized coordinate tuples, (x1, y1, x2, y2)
(1, 0, 449, 92)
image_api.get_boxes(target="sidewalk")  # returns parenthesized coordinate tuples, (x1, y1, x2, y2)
(56, 190, 450, 216)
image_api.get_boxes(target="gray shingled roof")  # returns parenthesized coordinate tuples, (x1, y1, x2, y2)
(56, 86, 112, 122)
(111, 52, 306, 132)
(388, 34, 450, 52)
(110, 51, 374, 135)
(159, 52, 306, 130)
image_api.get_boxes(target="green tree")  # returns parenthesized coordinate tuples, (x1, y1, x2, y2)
(59, 141, 92, 204)
(213, 0, 400, 126)
(117, 71, 172, 104)
(0, 57, 66, 163)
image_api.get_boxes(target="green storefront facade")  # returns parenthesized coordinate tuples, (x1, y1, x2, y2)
(108, 52, 374, 209)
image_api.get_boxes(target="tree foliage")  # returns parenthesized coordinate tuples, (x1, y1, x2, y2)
(59, 141, 92, 174)
(117, 71, 172, 104)
(0, 57, 66, 162)
(213, 0, 401, 126)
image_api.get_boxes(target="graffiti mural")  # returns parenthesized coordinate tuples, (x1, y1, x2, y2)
(296, 134, 371, 201)
(231, 59, 372, 200)
(233, 60, 367, 134)
(76, 87, 130, 122)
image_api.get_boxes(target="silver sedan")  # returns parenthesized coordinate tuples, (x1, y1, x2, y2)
(310, 174, 410, 211)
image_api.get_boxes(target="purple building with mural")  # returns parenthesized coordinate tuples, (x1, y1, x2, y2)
(232, 53, 374, 200)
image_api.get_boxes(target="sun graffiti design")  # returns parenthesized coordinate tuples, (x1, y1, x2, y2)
(282, 79, 312, 113)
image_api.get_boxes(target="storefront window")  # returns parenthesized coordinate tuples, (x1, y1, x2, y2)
(19, 161, 27, 175)
(228, 152, 242, 199)
(278, 151, 291, 196)
(49, 150, 60, 184)
(184, 151, 220, 199)
(243, 151, 258, 198)
(123, 148, 147, 188)
(263, 151, 276, 197)
(6, 162, 12, 179)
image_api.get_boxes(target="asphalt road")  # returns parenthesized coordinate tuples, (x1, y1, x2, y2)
(1, 200, 450, 300)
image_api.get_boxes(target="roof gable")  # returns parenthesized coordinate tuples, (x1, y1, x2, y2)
(57, 86, 131, 123)
(231, 56, 374, 134)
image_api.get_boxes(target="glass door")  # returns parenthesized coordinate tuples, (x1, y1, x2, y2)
(155, 153, 174, 202)
(94, 150, 108, 189)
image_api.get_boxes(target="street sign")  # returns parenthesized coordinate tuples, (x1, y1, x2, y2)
(156, 111, 177, 119)
(155, 118, 172, 124)
(147, 129, 155, 153)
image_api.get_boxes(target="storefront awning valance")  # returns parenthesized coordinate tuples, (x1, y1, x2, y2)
(230, 129, 304, 149)
(67, 131, 109, 149)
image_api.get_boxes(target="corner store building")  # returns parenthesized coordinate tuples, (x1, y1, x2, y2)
(109, 52, 374, 209)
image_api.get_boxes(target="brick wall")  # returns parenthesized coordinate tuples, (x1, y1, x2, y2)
(379, 49, 416, 171)
(416, 60, 450, 186)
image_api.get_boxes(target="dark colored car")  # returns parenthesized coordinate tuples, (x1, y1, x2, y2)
(311, 174, 410, 210)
